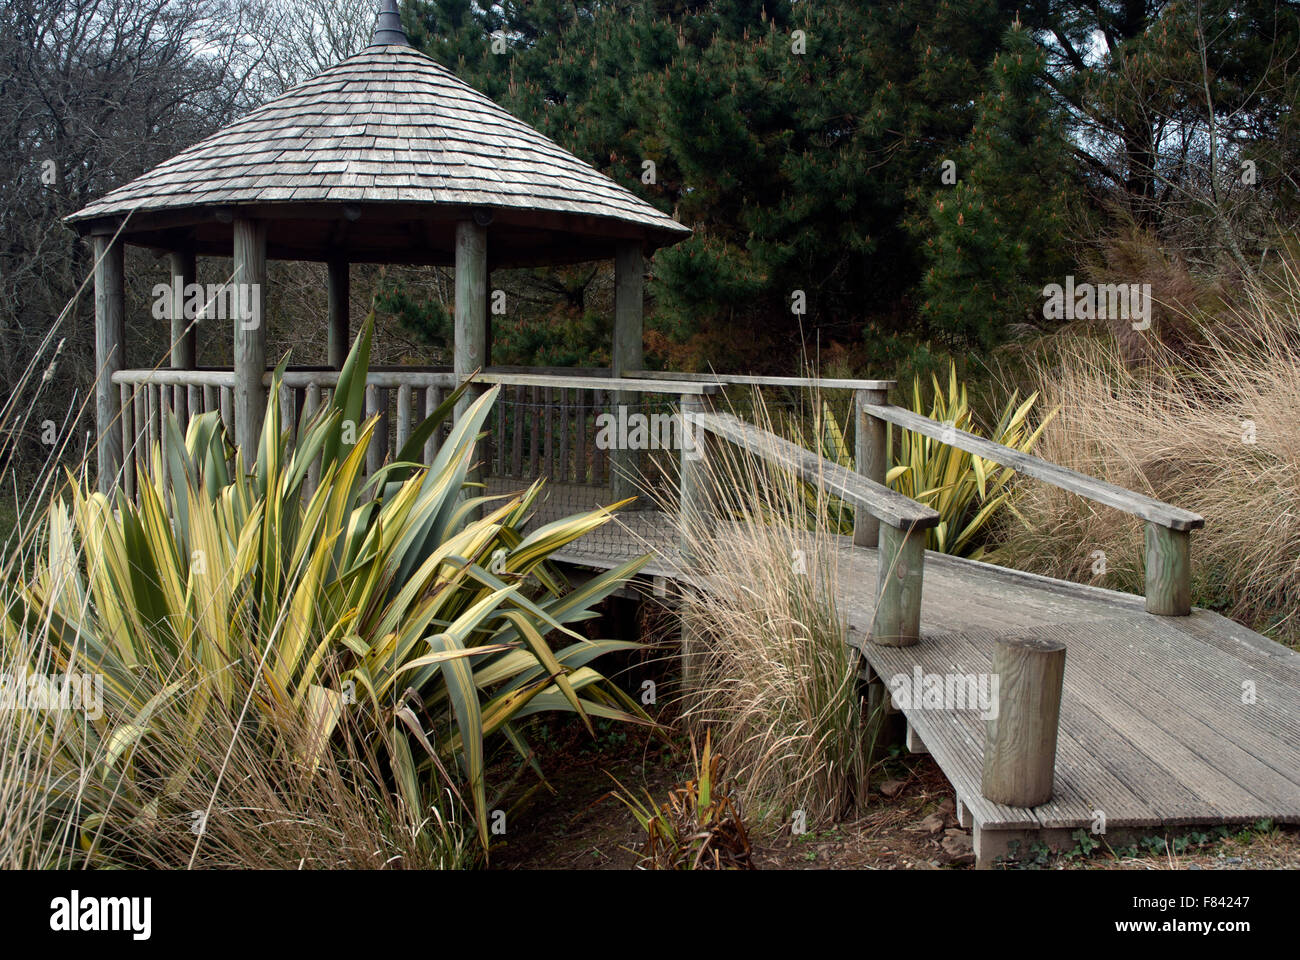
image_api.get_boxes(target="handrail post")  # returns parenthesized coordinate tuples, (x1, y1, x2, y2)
(1144, 523, 1191, 615)
(871, 522, 925, 646)
(854, 387, 889, 548)
(679, 392, 714, 562)
(981, 635, 1066, 807)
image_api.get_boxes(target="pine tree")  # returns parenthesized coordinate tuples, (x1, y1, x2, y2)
(919, 20, 1075, 350)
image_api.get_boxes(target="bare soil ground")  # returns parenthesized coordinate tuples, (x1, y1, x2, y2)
(490, 720, 1300, 871)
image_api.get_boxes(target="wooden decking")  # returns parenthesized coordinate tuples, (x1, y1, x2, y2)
(498, 479, 1300, 866)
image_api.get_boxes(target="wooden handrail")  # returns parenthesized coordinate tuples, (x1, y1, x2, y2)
(630, 369, 896, 391)
(114, 368, 235, 387)
(278, 370, 456, 389)
(692, 411, 938, 532)
(470, 371, 722, 395)
(688, 408, 931, 646)
(860, 397, 1201, 616)
(862, 401, 1203, 532)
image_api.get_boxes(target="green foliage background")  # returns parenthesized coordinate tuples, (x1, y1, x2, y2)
(377, 0, 1297, 375)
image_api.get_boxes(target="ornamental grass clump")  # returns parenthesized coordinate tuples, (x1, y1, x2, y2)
(665, 393, 872, 834)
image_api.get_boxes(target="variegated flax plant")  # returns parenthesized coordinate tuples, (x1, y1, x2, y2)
(1, 314, 649, 868)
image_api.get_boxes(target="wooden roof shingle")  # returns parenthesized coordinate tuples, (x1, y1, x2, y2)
(67, 35, 689, 262)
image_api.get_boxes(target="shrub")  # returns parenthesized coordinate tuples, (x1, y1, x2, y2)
(608, 731, 754, 870)
(887, 361, 1054, 558)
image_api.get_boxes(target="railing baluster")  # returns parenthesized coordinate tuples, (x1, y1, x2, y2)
(365, 384, 383, 476)
(593, 389, 607, 484)
(120, 383, 135, 501)
(543, 386, 553, 478)
(159, 383, 172, 494)
(396, 384, 412, 453)
(304, 383, 321, 497)
(143, 384, 158, 483)
(529, 385, 539, 479)
(171, 384, 184, 434)
(558, 387, 570, 483)
(511, 385, 523, 478)
(134, 385, 148, 487)
(494, 385, 505, 475)
(220, 387, 233, 441)
(424, 386, 441, 464)
(575, 388, 587, 484)
(280, 384, 295, 455)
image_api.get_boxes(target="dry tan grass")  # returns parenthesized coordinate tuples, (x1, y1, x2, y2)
(1, 590, 477, 870)
(660, 393, 873, 834)
(996, 257, 1300, 644)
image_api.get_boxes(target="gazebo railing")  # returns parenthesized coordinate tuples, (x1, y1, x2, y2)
(110, 367, 723, 506)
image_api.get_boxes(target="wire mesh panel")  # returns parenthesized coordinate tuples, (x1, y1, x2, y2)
(475, 379, 869, 564)
(480, 385, 690, 561)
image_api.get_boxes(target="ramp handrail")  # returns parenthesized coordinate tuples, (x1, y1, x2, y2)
(682, 402, 930, 647)
(857, 394, 1203, 616)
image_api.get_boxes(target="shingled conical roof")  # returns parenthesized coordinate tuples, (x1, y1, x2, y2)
(67, 6, 688, 266)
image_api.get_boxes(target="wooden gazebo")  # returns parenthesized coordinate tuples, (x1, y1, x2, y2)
(67, 0, 690, 494)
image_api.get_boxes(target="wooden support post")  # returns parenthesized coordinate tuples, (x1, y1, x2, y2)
(612, 241, 644, 378)
(610, 241, 644, 503)
(232, 218, 267, 460)
(453, 220, 488, 423)
(168, 249, 197, 430)
(980, 635, 1066, 807)
(861, 660, 904, 770)
(327, 258, 349, 369)
(870, 523, 925, 646)
(854, 387, 888, 548)
(93, 235, 126, 494)
(679, 607, 703, 694)
(1144, 522, 1191, 616)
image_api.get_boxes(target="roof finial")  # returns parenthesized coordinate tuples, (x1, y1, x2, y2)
(370, 0, 410, 47)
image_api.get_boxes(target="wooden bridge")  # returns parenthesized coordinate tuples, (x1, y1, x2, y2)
(489, 371, 1298, 868)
